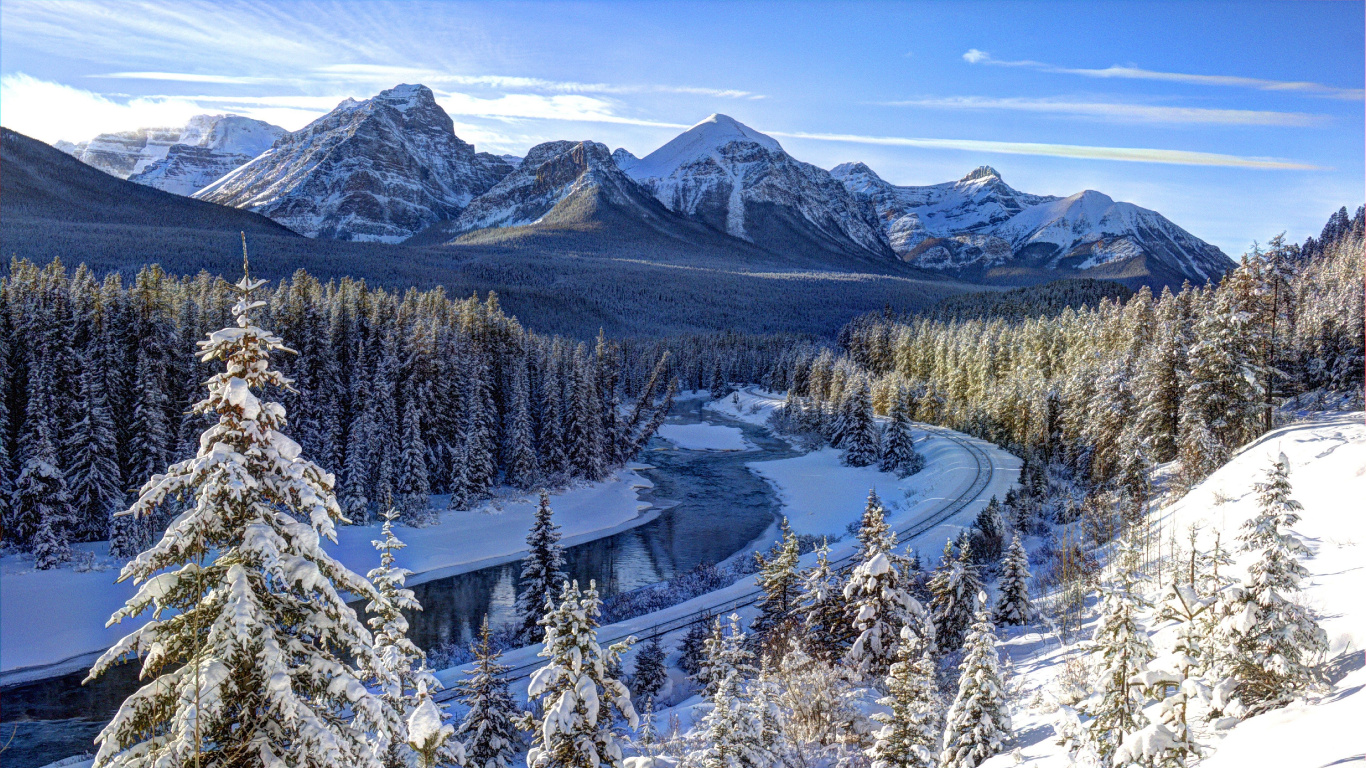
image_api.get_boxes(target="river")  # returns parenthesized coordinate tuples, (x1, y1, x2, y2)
(0, 396, 794, 767)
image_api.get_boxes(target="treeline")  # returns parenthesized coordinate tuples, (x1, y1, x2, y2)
(797, 208, 1363, 504)
(0, 259, 672, 561)
(922, 277, 1135, 323)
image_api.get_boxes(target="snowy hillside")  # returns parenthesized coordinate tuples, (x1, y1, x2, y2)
(993, 413, 1365, 768)
(55, 114, 286, 194)
(832, 161, 1233, 285)
(195, 84, 513, 241)
(618, 114, 893, 259)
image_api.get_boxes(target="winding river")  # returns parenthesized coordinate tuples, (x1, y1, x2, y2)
(0, 397, 795, 767)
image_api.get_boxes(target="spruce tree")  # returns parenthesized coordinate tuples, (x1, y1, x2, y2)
(750, 518, 802, 653)
(844, 535, 923, 680)
(938, 593, 1009, 768)
(85, 268, 395, 768)
(698, 614, 756, 697)
(689, 669, 768, 768)
(842, 381, 879, 467)
(1211, 456, 1327, 715)
(971, 496, 1005, 564)
(631, 636, 668, 703)
(867, 624, 941, 768)
(678, 613, 712, 679)
(458, 617, 522, 768)
(505, 358, 539, 491)
(992, 534, 1033, 626)
(516, 491, 567, 643)
(396, 396, 432, 525)
(67, 360, 123, 542)
(1082, 531, 1154, 762)
(857, 489, 896, 559)
(12, 350, 74, 567)
(796, 540, 851, 662)
(519, 580, 638, 768)
(929, 539, 982, 653)
(879, 387, 922, 476)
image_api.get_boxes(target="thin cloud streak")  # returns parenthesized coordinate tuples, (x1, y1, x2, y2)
(770, 129, 1322, 170)
(886, 96, 1326, 127)
(963, 49, 1364, 100)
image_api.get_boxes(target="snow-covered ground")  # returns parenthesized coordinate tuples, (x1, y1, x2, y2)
(703, 386, 785, 427)
(992, 412, 1366, 768)
(1, 466, 656, 682)
(655, 423, 753, 452)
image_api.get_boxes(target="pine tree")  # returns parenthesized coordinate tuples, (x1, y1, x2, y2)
(689, 669, 768, 768)
(12, 350, 74, 567)
(1082, 531, 1154, 762)
(517, 491, 567, 643)
(844, 534, 924, 680)
(929, 539, 982, 653)
(1211, 456, 1327, 715)
(992, 534, 1033, 626)
(938, 593, 1009, 768)
(85, 267, 395, 768)
(505, 358, 539, 491)
(396, 396, 433, 525)
(857, 489, 897, 559)
(842, 381, 879, 467)
(796, 540, 850, 662)
(867, 623, 941, 768)
(678, 614, 712, 680)
(519, 580, 638, 768)
(631, 636, 668, 703)
(366, 507, 462, 768)
(971, 496, 1005, 564)
(458, 617, 521, 768)
(698, 614, 757, 697)
(407, 682, 461, 768)
(750, 518, 802, 653)
(67, 359, 123, 542)
(879, 386, 922, 476)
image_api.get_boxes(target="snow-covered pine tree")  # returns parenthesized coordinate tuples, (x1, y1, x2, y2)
(856, 489, 897, 559)
(631, 635, 668, 703)
(866, 623, 941, 768)
(678, 613, 712, 680)
(408, 682, 461, 768)
(938, 593, 1009, 768)
(366, 507, 462, 768)
(971, 496, 1005, 564)
(1081, 530, 1154, 763)
(688, 667, 768, 768)
(67, 359, 123, 542)
(1211, 456, 1327, 715)
(519, 580, 638, 768)
(516, 491, 568, 643)
(85, 265, 394, 768)
(992, 534, 1032, 626)
(796, 540, 851, 662)
(879, 386, 922, 477)
(396, 396, 433, 525)
(505, 357, 539, 491)
(844, 527, 924, 680)
(567, 347, 607, 481)
(458, 616, 522, 768)
(698, 614, 757, 697)
(929, 538, 982, 653)
(842, 381, 879, 467)
(750, 518, 802, 653)
(12, 350, 74, 567)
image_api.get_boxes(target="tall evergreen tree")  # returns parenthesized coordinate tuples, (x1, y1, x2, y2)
(1082, 530, 1154, 762)
(796, 541, 850, 662)
(86, 268, 395, 768)
(516, 491, 567, 643)
(678, 613, 712, 680)
(698, 614, 756, 698)
(844, 536, 923, 680)
(1211, 456, 1327, 715)
(879, 386, 922, 476)
(939, 593, 1010, 768)
(519, 580, 638, 768)
(631, 636, 668, 703)
(458, 617, 522, 768)
(971, 496, 1005, 564)
(867, 623, 941, 768)
(66, 361, 123, 542)
(929, 539, 983, 653)
(842, 381, 879, 467)
(992, 534, 1033, 626)
(396, 396, 433, 525)
(750, 518, 802, 653)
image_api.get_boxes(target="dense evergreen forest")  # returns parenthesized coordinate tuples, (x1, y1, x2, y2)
(0, 260, 673, 563)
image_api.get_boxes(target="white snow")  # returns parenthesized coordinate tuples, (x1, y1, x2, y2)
(655, 423, 752, 452)
(1, 468, 656, 680)
(625, 114, 782, 181)
(701, 387, 784, 427)
(987, 412, 1366, 768)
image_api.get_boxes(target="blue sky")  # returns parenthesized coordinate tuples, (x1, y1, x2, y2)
(1, 0, 1361, 254)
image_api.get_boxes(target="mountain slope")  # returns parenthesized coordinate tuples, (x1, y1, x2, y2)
(57, 114, 286, 194)
(619, 114, 895, 267)
(195, 84, 512, 242)
(832, 162, 1233, 289)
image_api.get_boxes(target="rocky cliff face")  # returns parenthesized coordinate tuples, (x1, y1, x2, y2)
(832, 163, 1233, 285)
(618, 114, 893, 260)
(195, 84, 512, 242)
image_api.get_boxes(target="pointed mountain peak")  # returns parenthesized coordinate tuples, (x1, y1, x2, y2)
(830, 162, 882, 181)
(685, 113, 782, 152)
(960, 165, 1001, 183)
(627, 113, 782, 179)
(371, 83, 438, 112)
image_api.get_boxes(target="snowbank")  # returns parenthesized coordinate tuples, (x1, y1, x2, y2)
(656, 423, 753, 452)
(702, 387, 784, 427)
(991, 413, 1366, 767)
(1, 467, 656, 681)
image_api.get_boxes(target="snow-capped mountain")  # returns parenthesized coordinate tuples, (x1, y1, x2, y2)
(196, 84, 513, 242)
(832, 163, 1233, 284)
(55, 115, 286, 194)
(617, 114, 893, 260)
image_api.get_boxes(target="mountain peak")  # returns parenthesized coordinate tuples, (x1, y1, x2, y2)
(372, 83, 438, 113)
(961, 165, 1001, 183)
(627, 113, 783, 180)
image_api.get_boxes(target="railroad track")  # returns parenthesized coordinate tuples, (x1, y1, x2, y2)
(436, 418, 995, 694)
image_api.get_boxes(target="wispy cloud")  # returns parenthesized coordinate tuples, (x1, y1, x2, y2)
(962, 49, 1364, 100)
(93, 72, 283, 86)
(769, 128, 1322, 170)
(0, 73, 209, 142)
(886, 96, 1326, 127)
